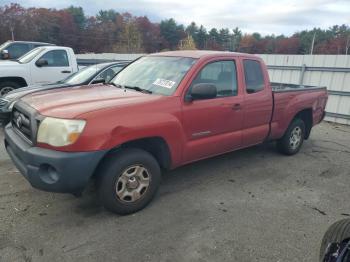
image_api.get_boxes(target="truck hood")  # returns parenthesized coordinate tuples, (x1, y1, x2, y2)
(0, 60, 20, 66)
(5, 83, 68, 101)
(0, 60, 27, 78)
(21, 84, 162, 118)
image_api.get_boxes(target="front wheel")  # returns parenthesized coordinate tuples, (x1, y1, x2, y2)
(0, 81, 20, 96)
(277, 118, 305, 155)
(97, 148, 161, 215)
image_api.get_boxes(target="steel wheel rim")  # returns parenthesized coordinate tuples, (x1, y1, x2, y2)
(0, 87, 14, 96)
(290, 126, 302, 150)
(115, 165, 151, 203)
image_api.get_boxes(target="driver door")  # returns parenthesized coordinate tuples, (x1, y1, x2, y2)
(30, 50, 73, 85)
(182, 59, 244, 163)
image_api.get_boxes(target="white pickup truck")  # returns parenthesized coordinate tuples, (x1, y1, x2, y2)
(0, 46, 78, 95)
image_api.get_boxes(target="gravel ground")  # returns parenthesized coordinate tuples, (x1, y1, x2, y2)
(0, 121, 350, 262)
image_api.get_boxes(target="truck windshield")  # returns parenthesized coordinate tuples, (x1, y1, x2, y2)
(18, 47, 46, 63)
(0, 41, 10, 51)
(111, 56, 196, 96)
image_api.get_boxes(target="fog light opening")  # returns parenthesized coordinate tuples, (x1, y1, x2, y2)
(39, 164, 59, 184)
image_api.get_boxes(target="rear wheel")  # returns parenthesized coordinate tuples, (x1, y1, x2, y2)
(97, 148, 161, 215)
(0, 81, 20, 96)
(277, 118, 305, 155)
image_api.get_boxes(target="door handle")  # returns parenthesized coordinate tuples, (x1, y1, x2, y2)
(232, 103, 242, 111)
(61, 70, 71, 73)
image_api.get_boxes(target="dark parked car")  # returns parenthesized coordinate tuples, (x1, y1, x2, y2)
(0, 41, 54, 60)
(320, 219, 350, 261)
(0, 61, 129, 125)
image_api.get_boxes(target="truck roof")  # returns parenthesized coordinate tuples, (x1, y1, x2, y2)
(149, 50, 259, 59)
(37, 46, 73, 51)
(5, 41, 55, 45)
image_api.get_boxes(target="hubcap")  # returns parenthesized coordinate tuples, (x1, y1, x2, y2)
(115, 165, 150, 203)
(0, 87, 14, 96)
(290, 126, 302, 150)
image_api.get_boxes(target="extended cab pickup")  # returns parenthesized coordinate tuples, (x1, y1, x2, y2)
(4, 51, 328, 215)
(0, 46, 78, 96)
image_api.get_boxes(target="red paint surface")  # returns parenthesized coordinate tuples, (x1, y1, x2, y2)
(22, 51, 328, 169)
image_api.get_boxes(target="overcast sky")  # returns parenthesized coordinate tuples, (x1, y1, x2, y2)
(1, 0, 349, 35)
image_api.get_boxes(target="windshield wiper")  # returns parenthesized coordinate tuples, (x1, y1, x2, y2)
(109, 82, 123, 89)
(123, 85, 152, 94)
(109, 83, 152, 94)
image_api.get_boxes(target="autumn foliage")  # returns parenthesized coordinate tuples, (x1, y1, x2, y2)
(0, 3, 349, 54)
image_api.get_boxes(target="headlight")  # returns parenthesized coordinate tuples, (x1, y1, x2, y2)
(37, 117, 86, 147)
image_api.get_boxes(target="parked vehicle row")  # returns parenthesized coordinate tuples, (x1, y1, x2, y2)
(0, 46, 80, 96)
(0, 61, 129, 125)
(0, 40, 54, 60)
(4, 50, 328, 215)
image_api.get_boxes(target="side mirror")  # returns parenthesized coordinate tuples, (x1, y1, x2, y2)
(35, 58, 49, 67)
(91, 78, 106, 84)
(1, 50, 10, 60)
(189, 83, 217, 101)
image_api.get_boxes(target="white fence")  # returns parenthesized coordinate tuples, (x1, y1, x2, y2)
(258, 54, 350, 125)
(78, 53, 350, 125)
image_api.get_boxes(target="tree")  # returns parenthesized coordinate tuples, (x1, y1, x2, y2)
(219, 28, 230, 50)
(186, 22, 199, 42)
(178, 35, 196, 50)
(97, 9, 119, 23)
(117, 19, 142, 52)
(65, 6, 86, 29)
(275, 37, 300, 54)
(136, 16, 162, 53)
(0, 3, 349, 55)
(232, 27, 242, 51)
(160, 18, 184, 50)
(238, 34, 257, 53)
(196, 25, 207, 49)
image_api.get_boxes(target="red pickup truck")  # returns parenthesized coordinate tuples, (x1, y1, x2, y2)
(4, 51, 328, 214)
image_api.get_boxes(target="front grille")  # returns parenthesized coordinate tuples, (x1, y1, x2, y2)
(12, 107, 34, 143)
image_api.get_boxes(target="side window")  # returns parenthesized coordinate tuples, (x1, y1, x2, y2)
(6, 43, 30, 59)
(243, 60, 265, 94)
(39, 50, 69, 67)
(190, 60, 238, 97)
(96, 65, 123, 83)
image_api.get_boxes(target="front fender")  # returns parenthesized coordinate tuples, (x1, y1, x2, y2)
(0, 64, 30, 84)
(51, 97, 186, 168)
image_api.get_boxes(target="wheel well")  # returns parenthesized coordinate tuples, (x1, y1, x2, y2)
(294, 109, 313, 139)
(0, 77, 27, 87)
(118, 137, 172, 170)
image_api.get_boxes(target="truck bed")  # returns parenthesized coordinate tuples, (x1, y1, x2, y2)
(271, 82, 327, 93)
(269, 82, 328, 141)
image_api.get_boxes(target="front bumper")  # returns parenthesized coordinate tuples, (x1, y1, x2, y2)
(0, 110, 10, 126)
(4, 124, 107, 193)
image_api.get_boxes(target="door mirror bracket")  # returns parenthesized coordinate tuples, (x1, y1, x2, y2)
(35, 58, 49, 67)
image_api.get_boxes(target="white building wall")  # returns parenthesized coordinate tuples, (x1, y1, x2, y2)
(258, 54, 350, 125)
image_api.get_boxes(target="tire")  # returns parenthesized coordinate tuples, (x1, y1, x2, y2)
(319, 219, 350, 262)
(97, 148, 161, 215)
(0, 81, 20, 96)
(277, 118, 305, 155)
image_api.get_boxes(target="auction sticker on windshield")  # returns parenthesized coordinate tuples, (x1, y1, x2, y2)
(153, 78, 176, 89)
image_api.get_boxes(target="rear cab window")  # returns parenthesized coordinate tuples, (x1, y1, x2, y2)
(243, 59, 265, 94)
